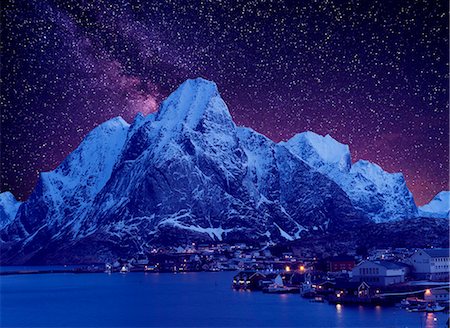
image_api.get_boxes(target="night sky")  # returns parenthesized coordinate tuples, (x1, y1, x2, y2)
(1, 0, 448, 205)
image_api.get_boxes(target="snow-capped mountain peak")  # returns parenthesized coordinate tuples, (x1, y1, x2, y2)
(49, 116, 129, 191)
(281, 131, 352, 174)
(419, 191, 450, 219)
(281, 134, 417, 222)
(156, 78, 232, 130)
(9, 115, 130, 236)
(351, 160, 404, 187)
(0, 78, 431, 264)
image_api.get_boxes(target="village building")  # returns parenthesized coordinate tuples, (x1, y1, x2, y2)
(424, 288, 450, 303)
(351, 260, 409, 286)
(329, 281, 372, 304)
(313, 280, 336, 296)
(408, 248, 450, 281)
(281, 272, 304, 286)
(232, 271, 266, 290)
(327, 255, 356, 272)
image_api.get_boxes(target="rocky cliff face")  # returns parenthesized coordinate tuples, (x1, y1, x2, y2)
(282, 132, 418, 222)
(0, 78, 442, 264)
(0, 192, 21, 230)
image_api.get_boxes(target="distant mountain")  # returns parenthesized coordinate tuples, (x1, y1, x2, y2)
(281, 132, 418, 222)
(0, 192, 21, 230)
(0, 78, 445, 264)
(419, 191, 450, 219)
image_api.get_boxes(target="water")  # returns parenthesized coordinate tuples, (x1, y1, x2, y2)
(0, 265, 87, 272)
(0, 271, 447, 327)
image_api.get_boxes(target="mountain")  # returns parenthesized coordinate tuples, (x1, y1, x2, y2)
(289, 217, 449, 256)
(0, 192, 21, 230)
(281, 132, 418, 222)
(0, 117, 129, 245)
(0, 78, 443, 264)
(419, 191, 450, 219)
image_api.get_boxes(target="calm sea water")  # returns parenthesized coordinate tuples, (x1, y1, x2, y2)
(0, 270, 447, 327)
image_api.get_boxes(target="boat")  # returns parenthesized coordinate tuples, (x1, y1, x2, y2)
(398, 299, 410, 308)
(262, 274, 299, 294)
(263, 285, 299, 294)
(120, 265, 129, 274)
(407, 305, 427, 312)
(104, 263, 112, 274)
(405, 297, 428, 312)
(406, 300, 445, 313)
(425, 304, 445, 312)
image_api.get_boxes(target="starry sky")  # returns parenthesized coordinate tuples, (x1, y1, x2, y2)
(1, 0, 448, 205)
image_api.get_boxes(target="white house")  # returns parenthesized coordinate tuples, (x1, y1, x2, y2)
(424, 288, 449, 303)
(351, 260, 409, 286)
(408, 248, 450, 281)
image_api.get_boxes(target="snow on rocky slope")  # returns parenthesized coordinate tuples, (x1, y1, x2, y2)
(419, 191, 450, 219)
(281, 132, 418, 222)
(1, 117, 129, 246)
(0, 78, 433, 264)
(0, 192, 21, 230)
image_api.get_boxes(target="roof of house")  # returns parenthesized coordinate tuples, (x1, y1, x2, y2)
(318, 280, 336, 286)
(334, 281, 370, 290)
(374, 261, 409, 269)
(234, 270, 263, 278)
(422, 248, 450, 258)
(358, 260, 409, 270)
(328, 255, 355, 262)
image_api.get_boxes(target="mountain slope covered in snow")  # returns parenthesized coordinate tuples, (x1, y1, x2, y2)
(0, 78, 442, 264)
(281, 132, 418, 222)
(0, 192, 21, 230)
(419, 191, 450, 219)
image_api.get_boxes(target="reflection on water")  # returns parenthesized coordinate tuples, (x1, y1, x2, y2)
(425, 313, 438, 328)
(1, 271, 448, 327)
(279, 293, 289, 302)
(374, 305, 382, 320)
(335, 303, 343, 324)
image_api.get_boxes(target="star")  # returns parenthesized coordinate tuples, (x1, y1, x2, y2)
(1, 0, 448, 205)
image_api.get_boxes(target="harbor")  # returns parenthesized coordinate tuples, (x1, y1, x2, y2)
(1, 270, 448, 327)
(3, 246, 449, 317)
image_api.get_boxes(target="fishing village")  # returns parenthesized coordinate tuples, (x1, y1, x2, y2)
(224, 246, 450, 314)
(2, 242, 449, 315)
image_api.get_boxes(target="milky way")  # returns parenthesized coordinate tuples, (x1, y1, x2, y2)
(1, 0, 448, 205)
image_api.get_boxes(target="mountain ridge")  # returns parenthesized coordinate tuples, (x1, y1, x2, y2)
(1, 78, 447, 264)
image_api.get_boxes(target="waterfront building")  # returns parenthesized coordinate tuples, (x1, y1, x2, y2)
(232, 271, 266, 290)
(408, 248, 450, 281)
(329, 281, 372, 304)
(327, 255, 356, 272)
(351, 260, 409, 286)
(424, 288, 449, 303)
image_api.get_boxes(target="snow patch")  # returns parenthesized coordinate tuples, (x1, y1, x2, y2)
(158, 210, 233, 241)
(274, 222, 294, 241)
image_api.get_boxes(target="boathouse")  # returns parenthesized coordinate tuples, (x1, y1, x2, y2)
(408, 248, 450, 281)
(232, 271, 266, 290)
(351, 260, 409, 286)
